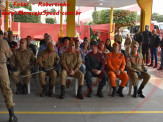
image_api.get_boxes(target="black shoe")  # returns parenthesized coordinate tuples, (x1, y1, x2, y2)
(49, 85, 54, 97)
(138, 84, 145, 98)
(16, 83, 22, 94)
(111, 87, 117, 97)
(153, 64, 157, 68)
(87, 88, 93, 97)
(40, 85, 46, 97)
(77, 86, 84, 99)
(8, 107, 18, 122)
(117, 86, 124, 97)
(60, 85, 65, 99)
(157, 67, 163, 70)
(23, 84, 28, 95)
(132, 86, 137, 98)
(148, 64, 153, 67)
(96, 90, 104, 98)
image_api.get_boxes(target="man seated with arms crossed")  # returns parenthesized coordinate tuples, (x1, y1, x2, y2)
(10, 39, 36, 95)
(37, 42, 60, 97)
(126, 41, 150, 98)
(107, 42, 129, 97)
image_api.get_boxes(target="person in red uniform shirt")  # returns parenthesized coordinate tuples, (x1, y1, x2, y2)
(107, 42, 129, 97)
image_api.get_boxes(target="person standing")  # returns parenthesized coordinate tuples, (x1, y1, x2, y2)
(114, 31, 123, 43)
(134, 29, 142, 52)
(142, 25, 152, 65)
(148, 29, 160, 68)
(157, 38, 163, 70)
(0, 30, 17, 122)
(124, 34, 132, 56)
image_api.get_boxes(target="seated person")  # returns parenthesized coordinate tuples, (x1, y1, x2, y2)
(39, 35, 58, 54)
(60, 41, 84, 99)
(37, 42, 60, 97)
(59, 37, 71, 56)
(85, 41, 107, 98)
(26, 36, 37, 56)
(126, 41, 150, 98)
(80, 40, 91, 74)
(10, 39, 36, 95)
(107, 42, 129, 97)
(98, 41, 110, 71)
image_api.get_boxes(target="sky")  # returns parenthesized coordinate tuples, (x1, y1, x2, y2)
(152, 0, 163, 14)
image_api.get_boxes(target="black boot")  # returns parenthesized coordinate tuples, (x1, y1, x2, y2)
(40, 85, 46, 97)
(23, 84, 28, 95)
(112, 87, 117, 97)
(8, 107, 17, 122)
(138, 84, 145, 98)
(96, 86, 104, 98)
(87, 87, 93, 97)
(16, 83, 22, 94)
(117, 86, 124, 97)
(77, 86, 84, 99)
(60, 85, 65, 99)
(153, 64, 157, 68)
(49, 85, 54, 97)
(132, 86, 137, 98)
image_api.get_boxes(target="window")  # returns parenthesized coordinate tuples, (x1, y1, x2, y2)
(154, 25, 159, 29)
(159, 24, 163, 29)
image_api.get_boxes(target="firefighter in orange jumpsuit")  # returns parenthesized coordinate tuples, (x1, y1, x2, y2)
(107, 42, 129, 97)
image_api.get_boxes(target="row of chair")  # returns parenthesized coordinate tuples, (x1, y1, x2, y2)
(23, 76, 142, 96)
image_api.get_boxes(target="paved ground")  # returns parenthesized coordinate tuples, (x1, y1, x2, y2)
(0, 67, 163, 122)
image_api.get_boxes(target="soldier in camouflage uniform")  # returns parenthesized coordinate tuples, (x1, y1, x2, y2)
(126, 41, 151, 98)
(60, 41, 84, 99)
(0, 30, 17, 122)
(37, 42, 60, 97)
(10, 39, 36, 95)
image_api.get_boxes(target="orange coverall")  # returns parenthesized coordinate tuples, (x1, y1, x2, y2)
(107, 52, 128, 87)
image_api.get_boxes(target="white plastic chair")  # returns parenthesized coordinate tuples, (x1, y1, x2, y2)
(128, 77, 143, 95)
(67, 77, 78, 95)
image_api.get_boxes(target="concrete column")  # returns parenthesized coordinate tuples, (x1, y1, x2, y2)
(5, 0, 9, 31)
(110, 7, 115, 45)
(137, 0, 153, 31)
(59, 6, 64, 37)
(66, 0, 76, 37)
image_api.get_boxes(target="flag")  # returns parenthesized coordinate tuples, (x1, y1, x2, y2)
(90, 26, 97, 41)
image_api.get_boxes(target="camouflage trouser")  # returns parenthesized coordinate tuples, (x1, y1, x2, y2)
(39, 70, 57, 87)
(0, 74, 15, 109)
(128, 72, 150, 86)
(60, 70, 84, 86)
(11, 69, 31, 85)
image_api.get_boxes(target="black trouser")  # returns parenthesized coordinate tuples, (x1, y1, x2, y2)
(85, 70, 107, 90)
(142, 44, 149, 64)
